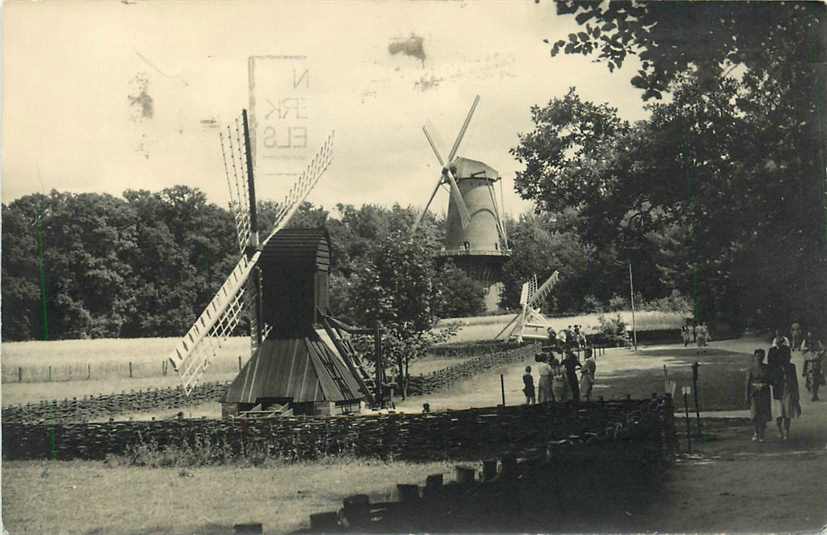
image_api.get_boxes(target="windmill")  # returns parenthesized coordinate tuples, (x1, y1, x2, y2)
(414, 96, 510, 311)
(495, 271, 559, 343)
(168, 110, 378, 416)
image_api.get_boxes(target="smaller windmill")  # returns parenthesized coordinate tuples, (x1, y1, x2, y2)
(496, 271, 559, 343)
(414, 95, 510, 311)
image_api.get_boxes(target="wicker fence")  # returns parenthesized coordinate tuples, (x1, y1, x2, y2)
(2, 396, 674, 463)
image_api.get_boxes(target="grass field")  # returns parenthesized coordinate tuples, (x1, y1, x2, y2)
(1, 458, 455, 535)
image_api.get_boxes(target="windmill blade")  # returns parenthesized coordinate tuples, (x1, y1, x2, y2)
(167, 253, 260, 394)
(528, 271, 560, 309)
(260, 131, 335, 247)
(422, 126, 471, 228)
(412, 174, 444, 232)
(220, 122, 251, 253)
(447, 95, 480, 163)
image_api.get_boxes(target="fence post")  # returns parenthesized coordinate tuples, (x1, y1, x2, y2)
(87, 363, 91, 380)
(18, 367, 22, 383)
(48, 366, 52, 382)
(238, 355, 242, 372)
(129, 361, 133, 378)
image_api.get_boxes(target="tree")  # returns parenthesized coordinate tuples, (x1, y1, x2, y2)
(433, 260, 486, 318)
(348, 231, 451, 398)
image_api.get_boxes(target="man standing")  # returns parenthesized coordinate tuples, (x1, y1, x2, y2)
(562, 349, 582, 402)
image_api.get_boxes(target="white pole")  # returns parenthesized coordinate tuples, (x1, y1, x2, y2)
(629, 263, 638, 350)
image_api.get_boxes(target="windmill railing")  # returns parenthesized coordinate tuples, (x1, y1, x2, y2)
(435, 248, 511, 257)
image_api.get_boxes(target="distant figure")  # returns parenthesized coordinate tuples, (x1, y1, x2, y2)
(772, 329, 790, 348)
(682, 324, 692, 347)
(790, 321, 802, 351)
(772, 346, 801, 440)
(536, 354, 553, 404)
(580, 353, 597, 401)
(803, 337, 825, 402)
(422, 402, 431, 414)
(746, 349, 771, 442)
(557, 328, 567, 348)
(522, 366, 536, 405)
(550, 356, 569, 402)
(696, 322, 709, 351)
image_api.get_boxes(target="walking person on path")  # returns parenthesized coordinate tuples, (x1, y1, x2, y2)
(550, 355, 569, 402)
(696, 322, 710, 353)
(522, 365, 536, 405)
(746, 349, 772, 442)
(772, 329, 790, 348)
(772, 346, 801, 440)
(580, 352, 597, 401)
(535, 354, 553, 405)
(562, 349, 582, 402)
(790, 321, 802, 351)
(802, 337, 824, 402)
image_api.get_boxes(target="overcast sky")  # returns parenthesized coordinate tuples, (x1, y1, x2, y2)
(3, 0, 648, 218)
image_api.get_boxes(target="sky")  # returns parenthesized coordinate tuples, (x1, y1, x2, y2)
(3, 0, 649, 219)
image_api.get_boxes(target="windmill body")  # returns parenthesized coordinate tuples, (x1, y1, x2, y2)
(169, 110, 378, 418)
(416, 97, 510, 311)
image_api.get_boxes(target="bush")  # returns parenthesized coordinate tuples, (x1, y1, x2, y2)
(607, 295, 628, 311)
(582, 295, 605, 313)
(594, 313, 629, 346)
(640, 290, 692, 314)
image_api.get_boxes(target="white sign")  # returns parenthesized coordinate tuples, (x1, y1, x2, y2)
(248, 55, 316, 180)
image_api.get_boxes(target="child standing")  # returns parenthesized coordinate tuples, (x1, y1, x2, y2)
(523, 366, 536, 405)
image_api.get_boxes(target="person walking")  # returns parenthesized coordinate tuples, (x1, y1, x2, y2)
(772, 346, 801, 440)
(802, 337, 824, 402)
(772, 329, 790, 348)
(580, 352, 597, 401)
(550, 355, 569, 402)
(682, 323, 692, 347)
(562, 349, 582, 402)
(790, 321, 802, 351)
(522, 365, 536, 405)
(536, 354, 553, 405)
(696, 322, 709, 353)
(746, 349, 772, 442)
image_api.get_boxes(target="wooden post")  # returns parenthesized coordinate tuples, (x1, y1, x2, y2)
(629, 262, 638, 351)
(692, 361, 702, 437)
(87, 363, 91, 380)
(500, 374, 506, 406)
(18, 367, 22, 383)
(682, 386, 692, 453)
(375, 320, 383, 406)
(129, 361, 133, 378)
(238, 355, 242, 372)
(48, 366, 52, 382)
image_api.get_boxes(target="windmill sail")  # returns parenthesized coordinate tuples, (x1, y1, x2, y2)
(168, 125, 335, 395)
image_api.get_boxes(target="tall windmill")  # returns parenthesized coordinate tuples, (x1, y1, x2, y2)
(167, 110, 376, 416)
(414, 95, 510, 311)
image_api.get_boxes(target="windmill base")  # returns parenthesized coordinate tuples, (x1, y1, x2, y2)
(221, 399, 364, 418)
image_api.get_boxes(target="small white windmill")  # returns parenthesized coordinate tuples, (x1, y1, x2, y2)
(495, 271, 559, 343)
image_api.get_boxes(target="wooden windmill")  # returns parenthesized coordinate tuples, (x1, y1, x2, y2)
(495, 271, 559, 343)
(168, 110, 379, 416)
(414, 96, 510, 311)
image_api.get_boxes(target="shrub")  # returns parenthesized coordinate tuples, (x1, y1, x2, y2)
(594, 313, 629, 346)
(607, 295, 628, 311)
(641, 290, 692, 314)
(582, 295, 605, 313)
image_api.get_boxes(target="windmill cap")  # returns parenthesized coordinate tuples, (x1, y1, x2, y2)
(450, 157, 499, 180)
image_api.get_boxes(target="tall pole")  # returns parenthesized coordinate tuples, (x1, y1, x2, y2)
(374, 321, 383, 407)
(242, 109, 263, 347)
(37, 213, 49, 340)
(629, 262, 638, 350)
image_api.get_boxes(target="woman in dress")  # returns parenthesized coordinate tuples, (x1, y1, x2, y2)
(745, 349, 772, 442)
(580, 353, 597, 401)
(773, 346, 801, 440)
(550, 355, 570, 402)
(535, 354, 553, 405)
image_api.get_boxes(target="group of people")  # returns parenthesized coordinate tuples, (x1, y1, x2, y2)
(745, 328, 825, 442)
(546, 324, 588, 350)
(681, 321, 711, 349)
(522, 344, 597, 406)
